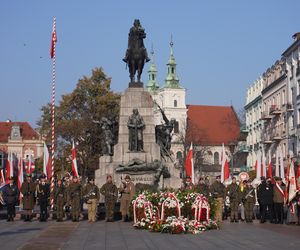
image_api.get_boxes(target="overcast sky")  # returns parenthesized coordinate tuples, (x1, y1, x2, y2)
(1, 0, 299, 126)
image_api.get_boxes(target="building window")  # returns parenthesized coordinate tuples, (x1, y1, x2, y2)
(174, 100, 177, 107)
(214, 152, 219, 165)
(176, 151, 183, 164)
(0, 152, 4, 169)
(152, 74, 155, 81)
(171, 67, 174, 74)
(174, 121, 179, 133)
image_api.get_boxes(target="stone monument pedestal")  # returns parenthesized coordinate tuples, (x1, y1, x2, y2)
(95, 86, 181, 190)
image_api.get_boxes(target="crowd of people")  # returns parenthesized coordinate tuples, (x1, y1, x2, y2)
(1, 173, 299, 225)
(182, 175, 300, 225)
(0, 173, 135, 223)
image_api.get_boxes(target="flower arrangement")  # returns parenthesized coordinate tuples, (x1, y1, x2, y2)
(130, 190, 219, 234)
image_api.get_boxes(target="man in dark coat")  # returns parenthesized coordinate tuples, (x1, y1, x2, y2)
(257, 177, 274, 223)
(2, 177, 19, 221)
(20, 174, 36, 221)
(68, 176, 82, 222)
(36, 174, 50, 222)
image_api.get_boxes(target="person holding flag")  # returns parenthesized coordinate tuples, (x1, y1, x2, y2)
(2, 177, 19, 221)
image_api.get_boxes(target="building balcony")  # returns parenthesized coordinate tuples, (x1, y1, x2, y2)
(286, 103, 294, 112)
(270, 105, 281, 115)
(261, 111, 273, 120)
(272, 132, 282, 141)
(262, 135, 273, 144)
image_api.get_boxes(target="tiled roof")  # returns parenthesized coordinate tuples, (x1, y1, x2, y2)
(186, 105, 240, 145)
(0, 122, 39, 142)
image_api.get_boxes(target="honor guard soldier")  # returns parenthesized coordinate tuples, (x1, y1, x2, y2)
(210, 175, 225, 223)
(242, 180, 255, 222)
(83, 177, 100, 223)
(181, 176, 194, 191)
(119, 175, 135, 222)
(2, 177, 19, 221)
(100, 175, 118, 222)
(36, 174, 50, 222)
(196, 177, 210, 196)
(68, 176, 82, 222)
(20, 173, 36, 221)
(226, 176, 240, 222)
(54, 179, 67, 222)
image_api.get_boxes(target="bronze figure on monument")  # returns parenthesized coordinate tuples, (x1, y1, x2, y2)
(127, 109, 145, 151)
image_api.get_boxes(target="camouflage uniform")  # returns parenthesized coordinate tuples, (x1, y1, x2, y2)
(210, 180, 225, 222)
(196, 183, 210, 196)
(68, 182, 82, 221)
(83, 183, 100, 222)
(54, 183, 67, 221)
(119, 181, 135, 220)
(226, 182, 240, 222)
(100, 182, 118, 221)
(243, 186, 255, 222)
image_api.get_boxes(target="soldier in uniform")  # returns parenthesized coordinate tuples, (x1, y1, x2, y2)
(273, 177, 286, 224)
(2, 177, 19, 221)
(54, 179, 66, 222)
(196, 177, 210, 196)
(68, 176, 82, 222)
(36, 174, 50, 222)
(20, 174, 36, 221)
(100, 175, 118, 222)
(119, 175, 135, 222)
(83, 177, 100, 223)
(226, 176, 240, 222)
(243, 179, 255, 223)
(210, 175, 225, 223)
(181, 176, 194, 191)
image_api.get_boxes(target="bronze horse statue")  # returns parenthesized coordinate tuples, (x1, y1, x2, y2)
(123, 19, 150, 83)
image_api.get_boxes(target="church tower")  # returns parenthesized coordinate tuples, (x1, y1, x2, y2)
(146, 47, 159, 94)
(147, 38, 187, 162)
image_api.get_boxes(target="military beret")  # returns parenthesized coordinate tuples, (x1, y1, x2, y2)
(40, 174, 47, 179)
(125, 175, 131, 180)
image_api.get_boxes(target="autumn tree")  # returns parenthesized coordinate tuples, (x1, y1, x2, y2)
(37, 68, 120, 178)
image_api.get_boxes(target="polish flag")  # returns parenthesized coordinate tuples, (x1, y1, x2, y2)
(6, 152, 14, 184)
(288, 161, 297, 203)
(267, 150, 272, 178)
(275, 149, 279, 177)
(296, 164, 300, 190)
(262, 150, 266, 177)
(25, 156, 35, 174)
(256, 151, 261, 179)
(221, 143, 230, 183)
(50, 18, 57, 59)
(279, 148, 285, 180)
(72, 141, 79, 177)
(43, 143, 51, 180)
(185, 142, 194, 184)
(17, 157, 24, 191)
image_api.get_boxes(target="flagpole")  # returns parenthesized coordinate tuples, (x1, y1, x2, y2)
(50, 17, 57, 209)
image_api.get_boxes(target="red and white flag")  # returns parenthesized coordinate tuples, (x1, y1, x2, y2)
(296, 164, 300, 190)
(221, 143, 230, 183)
(50, 18, 57, 59)
(267, 150, 272, 178)
(288, 161, 297, 203)
(275, 149, 279, 177)
(279, 148, 285, 180)
(262, 150, 266, 177)
(185, 142, 194, 184)
(256, 151, 261, 179)
(72, 140, 79, 177)
(6, 152, 14, 183)
(17, 157, 24, 191)
(25, 155, 35, 174)
(43, 143, 51, 180)
(0, 169, 5, 186)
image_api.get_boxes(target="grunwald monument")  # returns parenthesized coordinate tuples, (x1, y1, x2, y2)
(95, 19, 181, 191)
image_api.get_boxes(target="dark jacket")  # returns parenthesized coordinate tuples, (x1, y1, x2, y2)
(210, 181, 225, 198)
(3, 184, 19, 205)
(258, 181, 274, 205)
(37, 183, 50, 201)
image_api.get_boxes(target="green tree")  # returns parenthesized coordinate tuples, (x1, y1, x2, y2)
(37, 68, 120, 178)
